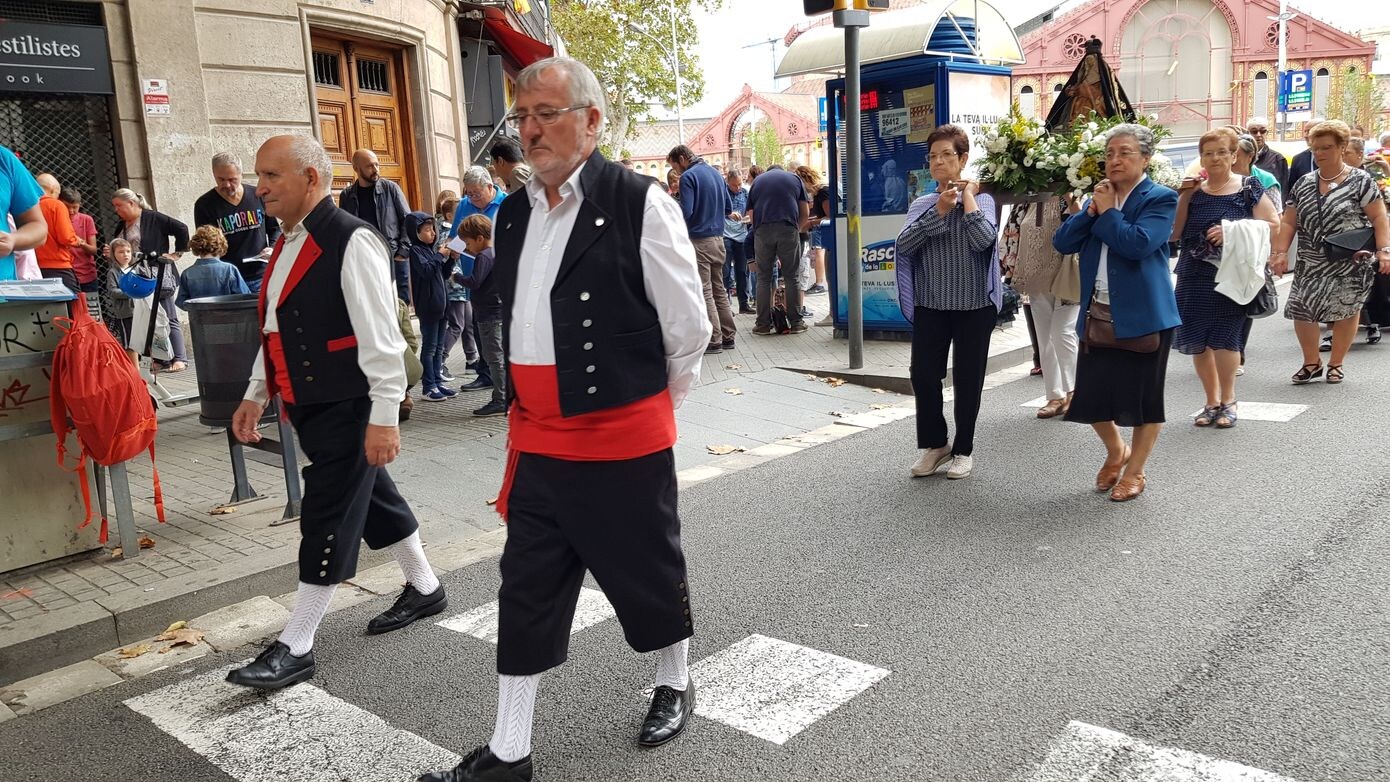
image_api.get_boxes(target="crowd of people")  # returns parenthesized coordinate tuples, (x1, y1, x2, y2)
(897, 117, 1390, 502)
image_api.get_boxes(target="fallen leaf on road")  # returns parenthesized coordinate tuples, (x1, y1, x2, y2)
(871, 388, 888, 394)
(0, 588, 34, 601)
(486, 497, 497, 506)
(706, 444, 746, 455)
(723, 388, 743, 395)
(118, 644, 151, 658)
(805, 374, 819, 381)
(829, 411, 846, 418)
(209, 506, 237, 515)
(725, 363, 743, 370)
(825, 378, 846, 387)
(156, 627, 205, 653)
(870, 404, 891, 410)
(160, 620, 188, 633)
(109, 548, 122, 559)
(138, 536, 156, 549)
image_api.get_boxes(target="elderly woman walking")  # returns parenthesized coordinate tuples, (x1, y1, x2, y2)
(1052, 124, 1181, 502)
(1271, 120, 1390, 384)
(111, 188, 190, 371)
(1170, 127, 1279, 428)
(896, 124, 1001, 481)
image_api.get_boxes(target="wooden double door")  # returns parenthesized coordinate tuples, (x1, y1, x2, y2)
(311, 33, 418, 207)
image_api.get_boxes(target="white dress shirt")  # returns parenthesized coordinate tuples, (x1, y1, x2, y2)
(244, 222, 407, 427)
(1095, 174, 1147, 300)
(508, 162, 711, 407)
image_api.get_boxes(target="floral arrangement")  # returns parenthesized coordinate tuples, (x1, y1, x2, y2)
(976, 109, 1177, 197)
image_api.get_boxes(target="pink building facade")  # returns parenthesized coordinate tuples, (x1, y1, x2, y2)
(1012, 0, 1376, 140)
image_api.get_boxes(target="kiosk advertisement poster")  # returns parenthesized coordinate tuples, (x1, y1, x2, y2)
(946, 71, 1011, 179)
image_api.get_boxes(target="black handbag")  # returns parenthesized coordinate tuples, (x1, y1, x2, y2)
(1245, 269, 1279, 319)
(1324, 228, 1375, 262)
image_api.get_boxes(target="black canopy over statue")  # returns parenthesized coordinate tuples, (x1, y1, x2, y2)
(1045, 37, 1136, 132)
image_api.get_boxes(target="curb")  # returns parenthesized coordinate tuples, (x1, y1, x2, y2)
(777, 342, 1034, 396)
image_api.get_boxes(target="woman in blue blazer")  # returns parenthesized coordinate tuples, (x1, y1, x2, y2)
(1052, 124, 1181, 502)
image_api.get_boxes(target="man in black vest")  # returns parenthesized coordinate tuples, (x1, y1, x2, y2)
(227, 134, 447, 691)
(419, 58, 710, 782)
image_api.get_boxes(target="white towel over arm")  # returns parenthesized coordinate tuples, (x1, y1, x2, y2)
(1215, 218, 1270, 305)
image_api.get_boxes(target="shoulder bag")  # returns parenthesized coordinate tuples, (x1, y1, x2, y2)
(1083, 298, 1161, 353)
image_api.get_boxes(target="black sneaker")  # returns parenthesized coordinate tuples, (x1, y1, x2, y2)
(722, 338, 735, 349)
(473, 400, 508, 417)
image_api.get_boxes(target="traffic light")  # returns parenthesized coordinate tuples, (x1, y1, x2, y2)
(803, 0, 889, 15)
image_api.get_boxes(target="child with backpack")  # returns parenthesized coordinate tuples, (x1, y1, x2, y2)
(175, 225, 249, 309)
(406, 211, 456, 401)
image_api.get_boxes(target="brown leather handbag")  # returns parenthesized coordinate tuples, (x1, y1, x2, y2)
(1083, 299, 1161, 353)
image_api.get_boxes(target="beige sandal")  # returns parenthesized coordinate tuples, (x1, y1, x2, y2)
(1036, 399, 1067, 419)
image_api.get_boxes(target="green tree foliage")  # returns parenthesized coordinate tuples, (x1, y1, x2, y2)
(1325, 66, 1387, 135)
(551, 0, 724, 156)
(748, 121, 784, 167)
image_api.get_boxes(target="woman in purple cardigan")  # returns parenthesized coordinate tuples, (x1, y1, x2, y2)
(895, 124, 1002, 481)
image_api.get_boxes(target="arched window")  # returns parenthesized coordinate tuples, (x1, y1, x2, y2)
(1119, 0, 1235, 138)
(1253, 71, 1269, 118)
(1019, 85, 1036, 118)
(1314, 67, 1331, 117)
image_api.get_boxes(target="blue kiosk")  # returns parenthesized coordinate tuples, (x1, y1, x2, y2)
(777, 0, 1026, 336)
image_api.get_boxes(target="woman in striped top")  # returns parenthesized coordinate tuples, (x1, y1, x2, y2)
(895, 124, 1003, 481)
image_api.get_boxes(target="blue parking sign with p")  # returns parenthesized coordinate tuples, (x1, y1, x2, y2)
(1279, 69, 1312, 113)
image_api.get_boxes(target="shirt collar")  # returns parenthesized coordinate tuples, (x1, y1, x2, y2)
(524, 161, 588, 210)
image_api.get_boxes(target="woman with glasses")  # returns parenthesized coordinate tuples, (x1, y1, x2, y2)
(1270, 120, 1390, 384)
(1052, 124, 1180, 502)
(897, 125, 1001, 481)
(1170, 128, 1280, 429)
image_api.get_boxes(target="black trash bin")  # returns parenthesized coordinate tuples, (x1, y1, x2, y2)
(184, 294, 262, 424)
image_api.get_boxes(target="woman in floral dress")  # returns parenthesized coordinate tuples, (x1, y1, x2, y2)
(1271, 120, 1390, 384)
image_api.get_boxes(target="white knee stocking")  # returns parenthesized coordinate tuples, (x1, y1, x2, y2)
(391, 531, 440, 595)
(277, 582, 337, 656)
(654, 638, 690, 690)
(489, 674, 539, 762)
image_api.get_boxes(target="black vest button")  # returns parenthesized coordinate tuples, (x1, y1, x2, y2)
(579, 292, 590, 301)
(299, 345, 307, 351)
(582, 319, 592, 327)
(583, 342, 593, 350)
(302, 361, 311, 367)
(586, 365, 595, 373)
(306, 376, 315, 381)
(587, 386, 597, 394)
(296, 328, 304, 334)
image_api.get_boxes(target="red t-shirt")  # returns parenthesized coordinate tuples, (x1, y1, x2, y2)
(69, 211, 97, 283)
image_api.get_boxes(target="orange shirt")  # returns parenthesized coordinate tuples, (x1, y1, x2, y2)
(36, 195, 78, 269)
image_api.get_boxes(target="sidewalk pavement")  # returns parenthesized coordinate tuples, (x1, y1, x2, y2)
(0, 291, 1033, 685)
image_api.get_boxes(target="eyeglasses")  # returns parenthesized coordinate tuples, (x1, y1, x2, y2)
(1104, 150, 1143, 160)
(504, 105, 590, 129)
(927, 152, 959, 162)
(1249, 128, 1268, 134)
(464, 188, 491, 200)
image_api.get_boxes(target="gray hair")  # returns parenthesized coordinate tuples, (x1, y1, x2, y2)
(1104, 123, 1155, 157)
(211, 152, 242, 172)
(112, 188, 150, 210)
(1236, 133, 1258, 156)
(1247, 117, 1269, 128)
(284, 135, 333, 192)
(515, 57, 607, 124)
(462, 165, 493, 189)
(1349, 136, 1366, 153)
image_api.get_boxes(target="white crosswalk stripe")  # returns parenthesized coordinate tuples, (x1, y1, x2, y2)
(124, 666, 459, 782)
(436, 586, 617, 644)
(1023, 721, 1301, 781)
(684, 634, 890, 745)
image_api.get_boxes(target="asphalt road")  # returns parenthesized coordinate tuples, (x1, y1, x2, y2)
(2, 314, 1388, 782)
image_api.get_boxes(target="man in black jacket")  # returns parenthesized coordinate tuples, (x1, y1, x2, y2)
(1245, 118, 1290, 192)
(1288, 118, 1320, 189)
(338, 149, 411, 301)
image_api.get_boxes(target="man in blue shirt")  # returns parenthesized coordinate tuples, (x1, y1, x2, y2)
(446, 165, 507, 391)
(0, 145, 48, 280)
(668, 145, 735, 353)
(723, 169, 752, 314)
(746, 164, 810, 334)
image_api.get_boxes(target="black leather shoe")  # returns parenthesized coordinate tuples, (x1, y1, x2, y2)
(225, 641, 315, 690)
(418, 745, 532, 782)
(460, 378, 493, 391)
(367, 583, 447, 634)
(638, 680, 695, 747)
(722, 339, 735, 349)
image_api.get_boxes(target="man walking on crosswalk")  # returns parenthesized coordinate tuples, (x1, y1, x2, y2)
(225, 134, 447, 691)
